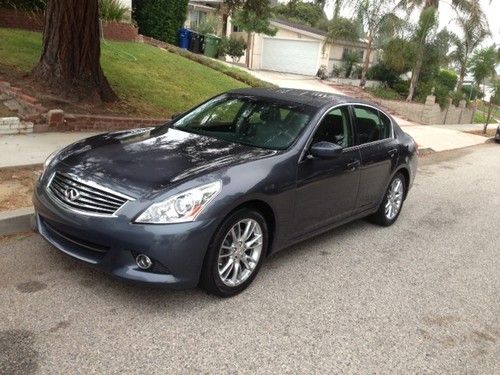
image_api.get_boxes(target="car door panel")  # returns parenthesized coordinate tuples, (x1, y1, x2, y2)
(351, 106, 398, 212)
(293, 105, 360, 237)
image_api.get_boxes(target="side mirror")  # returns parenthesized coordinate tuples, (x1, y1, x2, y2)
(309, 141, 343, 159)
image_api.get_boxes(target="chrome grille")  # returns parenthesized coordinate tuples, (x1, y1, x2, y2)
(48, 172, 131, 216)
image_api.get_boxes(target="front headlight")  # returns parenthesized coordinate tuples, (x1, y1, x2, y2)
(135, 181, 222, 224)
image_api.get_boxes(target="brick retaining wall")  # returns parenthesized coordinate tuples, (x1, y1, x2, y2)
(0, 9, 138, 41)
(46, 110, 167, 131)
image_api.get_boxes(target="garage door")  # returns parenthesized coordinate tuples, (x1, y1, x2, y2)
(262, 38, 320, 76)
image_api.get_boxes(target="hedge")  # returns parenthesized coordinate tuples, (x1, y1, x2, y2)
(133, 0, 188, 45)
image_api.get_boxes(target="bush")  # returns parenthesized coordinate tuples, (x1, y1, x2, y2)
(220, 36, 246, 63)
(134, 0, 188, 45)
(462, 85, 484, 100)
(330, 64, 344, 78)
(367, 63, 401, 87)
(99, 0, 128, 22)
(393, 80, 410, 96)
(367, 86, 401, 100)
(0, 0, 46, 11)
(436, 69, 458, 92)
(196, 14, 220, 35)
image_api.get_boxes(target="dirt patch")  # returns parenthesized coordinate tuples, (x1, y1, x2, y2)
(465, 128, 497, 137)
(0, 67, 144, 118)
(0, 232, 33, 246)
(0, 166, 41, 211)
(0, 103, 17, 117)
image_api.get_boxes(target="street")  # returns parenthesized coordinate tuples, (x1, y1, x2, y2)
(0, 143, 499, 374)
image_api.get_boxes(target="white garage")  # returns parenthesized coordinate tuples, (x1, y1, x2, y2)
(261, 38, 321, 76)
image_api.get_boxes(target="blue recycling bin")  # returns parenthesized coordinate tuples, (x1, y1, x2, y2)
(179, 27, 191, 49)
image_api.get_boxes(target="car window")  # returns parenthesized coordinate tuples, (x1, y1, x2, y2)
(173, 95, 315, 150)
(311, 106, 353, 148)
(353, 106, 390, 144)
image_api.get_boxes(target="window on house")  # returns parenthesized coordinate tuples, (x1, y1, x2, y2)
(342, 48, 364, 60)
(189, 10, 205, 29)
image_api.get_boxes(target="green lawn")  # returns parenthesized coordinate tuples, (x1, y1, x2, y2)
(0, 28, 251, 118)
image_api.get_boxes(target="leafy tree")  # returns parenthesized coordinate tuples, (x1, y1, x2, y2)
(353, 0, 403, 87)
(449, 14, 489, 90)
(230, 0, 277, 67)
(470, 46, 497, 89)
(327, 17, 361, 42)
(32, 0, 116, 102)
(221, 36, 247, 63)
(274, 1, 327, 28)
(399, 0, 488, 101)
(382, 38, 416, 75)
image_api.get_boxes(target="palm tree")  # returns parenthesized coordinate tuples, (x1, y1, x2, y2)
(399, 0, 487, 101)
(354, 0, 403, 87)
(449, 14, 489, 90)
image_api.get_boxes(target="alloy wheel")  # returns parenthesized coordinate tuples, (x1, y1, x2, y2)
(385, 177, 404, 220)
(217, 219, 263, 287)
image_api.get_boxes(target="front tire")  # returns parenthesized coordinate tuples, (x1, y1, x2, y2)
(200, 208, 268, 297)
(370, 173, 406, 226)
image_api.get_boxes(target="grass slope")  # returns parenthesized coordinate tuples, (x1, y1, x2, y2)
(0, 28, 249, 117)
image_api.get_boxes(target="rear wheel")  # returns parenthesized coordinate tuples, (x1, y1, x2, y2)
(370, 173, 406, 226)
(200, 208, 268, 297)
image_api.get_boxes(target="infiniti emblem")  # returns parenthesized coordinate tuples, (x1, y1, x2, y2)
(64, 188, 80, 202)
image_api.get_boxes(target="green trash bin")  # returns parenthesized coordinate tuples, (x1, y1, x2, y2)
(203, 34, 221, 58)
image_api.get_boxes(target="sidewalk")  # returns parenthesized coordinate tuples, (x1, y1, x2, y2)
(0, 132, 99, 168)
(401, 124, 490, 152)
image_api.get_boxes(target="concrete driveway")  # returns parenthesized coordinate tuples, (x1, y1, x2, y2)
(0, 143, 499, 373)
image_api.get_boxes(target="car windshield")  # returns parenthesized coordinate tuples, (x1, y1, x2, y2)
(171, 95, 315, 150)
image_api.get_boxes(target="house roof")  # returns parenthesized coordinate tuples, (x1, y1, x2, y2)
(271, 18, 328, 38)
(271, 18, 369, 49)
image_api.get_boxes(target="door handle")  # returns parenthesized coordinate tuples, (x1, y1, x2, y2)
(346, 160, 360, 171)
(388, 148, 399, 157)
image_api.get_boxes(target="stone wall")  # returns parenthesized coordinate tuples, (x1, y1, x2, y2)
(0, 9, 138, 42)
(378, 95, 476, 125)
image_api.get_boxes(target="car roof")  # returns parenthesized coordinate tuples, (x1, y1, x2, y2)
(228, 87, 374, 109)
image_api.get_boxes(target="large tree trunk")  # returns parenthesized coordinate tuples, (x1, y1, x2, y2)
(360, 35, 373, 88)
(33, 0, 117, 103)
(457, 66, 466, 91)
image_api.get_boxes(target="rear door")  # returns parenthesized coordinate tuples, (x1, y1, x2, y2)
(351, 105, 399, 212)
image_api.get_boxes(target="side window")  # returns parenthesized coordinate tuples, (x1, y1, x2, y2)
(311, 106, 353, 148)
(353, 106, 390, 144)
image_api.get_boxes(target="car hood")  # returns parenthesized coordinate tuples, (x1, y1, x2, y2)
(58, 127, 277, 198)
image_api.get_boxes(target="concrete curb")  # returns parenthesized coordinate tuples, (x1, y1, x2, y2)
(0, 207, 34, 236)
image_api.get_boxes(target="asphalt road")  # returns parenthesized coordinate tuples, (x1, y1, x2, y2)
(0, 144, 499, 374)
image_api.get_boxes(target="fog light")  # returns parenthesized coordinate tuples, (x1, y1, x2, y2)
(136, 254, 152, 270)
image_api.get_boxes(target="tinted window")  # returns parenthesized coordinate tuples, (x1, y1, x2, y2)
(312, 106, 353, 148)
(353, 106, 390, 144)
(173, 95, 314, 150)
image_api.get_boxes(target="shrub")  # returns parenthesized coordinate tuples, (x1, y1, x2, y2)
(330, 64, 344, 78)
(0, 0, 46, 11)
(462, 85, 484, 100)
(220, 36, 246, 63)
(367, 62, 400, 87)
(367, 86, 401, 100)
(99, 0, 129, 22)
(196, 14, 220, 35)
(436, 69, 458, 92)
(134, 0, 189, 45)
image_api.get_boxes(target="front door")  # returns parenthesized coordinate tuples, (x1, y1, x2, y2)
(293, 106, 361, 236)
(352, 105, 399, 212)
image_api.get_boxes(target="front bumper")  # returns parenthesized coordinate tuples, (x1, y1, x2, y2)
(33, 181, 219, 289)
